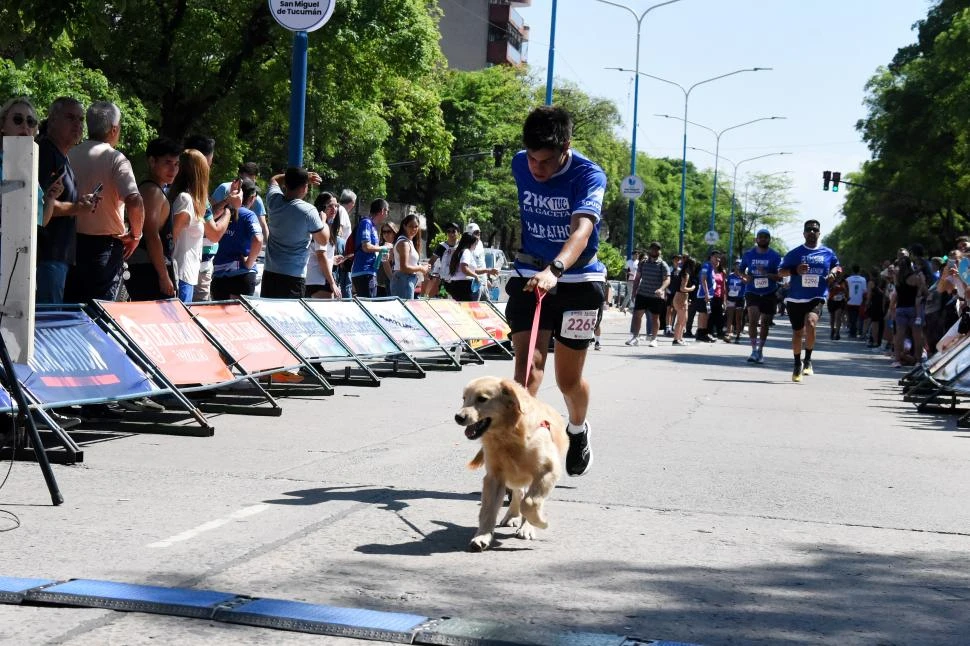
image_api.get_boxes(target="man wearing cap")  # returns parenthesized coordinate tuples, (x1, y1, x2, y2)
(507, 105, 607, 478)
(740, 228, 783, 362)
(627, 241, 670, 347)
(465, 222, 487, 299)
(779, 219, 841, 382)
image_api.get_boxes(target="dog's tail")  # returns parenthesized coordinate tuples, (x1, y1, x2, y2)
(467, 449, 485, 470)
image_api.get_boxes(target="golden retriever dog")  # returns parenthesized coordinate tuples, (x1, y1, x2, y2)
(454, 376, 568, 551)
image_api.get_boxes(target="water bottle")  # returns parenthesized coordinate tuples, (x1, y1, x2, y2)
(705, 300, 712, 314)
(915, 316, 922, 326)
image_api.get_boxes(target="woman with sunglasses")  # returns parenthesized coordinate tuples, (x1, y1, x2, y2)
(390, 214, 430, 299)
(0, 97, 62, 230)
(304, 192, 340, 298)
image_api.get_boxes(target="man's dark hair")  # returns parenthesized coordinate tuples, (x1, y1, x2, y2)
(910, 243, 925, 257)
(803, 219, 821, 230)
(314, 191, 334, 211)
(369, 198, 388, 215)
(523, 105, 572, 151)
(238, 162, 258, 177)
(283, 167, 309, 191)
(183, 134, 215, 158)
(240, 178, 258, 202)
(146, 136, 182, 159)
(852, 264, 860, 273)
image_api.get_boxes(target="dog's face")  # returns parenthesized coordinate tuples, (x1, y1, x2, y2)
(454, 376, 523, 440)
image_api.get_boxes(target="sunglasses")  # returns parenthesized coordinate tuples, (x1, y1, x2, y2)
(11, 113, 38, 128)
(804, 228, 820, 233)
(382, 229, 393, 234)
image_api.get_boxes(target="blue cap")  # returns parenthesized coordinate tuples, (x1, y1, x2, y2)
(756, 228, 771, 237)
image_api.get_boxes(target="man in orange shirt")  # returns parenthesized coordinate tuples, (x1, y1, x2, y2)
(66, 101, 144, 303)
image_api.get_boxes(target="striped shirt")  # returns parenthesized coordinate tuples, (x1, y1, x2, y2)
(636, 257, 670, 296)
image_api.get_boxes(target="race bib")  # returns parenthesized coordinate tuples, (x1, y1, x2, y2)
(560, 309, 598, 340)
(834, 294, 845, 301)
(728, 288, 740, 298)
(754, 277, 769, 289)
(801, 274, 820, 288)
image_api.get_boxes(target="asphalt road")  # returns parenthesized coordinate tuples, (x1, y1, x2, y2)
(1, 307, 968, 645)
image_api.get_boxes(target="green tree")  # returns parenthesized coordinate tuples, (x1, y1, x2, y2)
(729, 172, 797, 259)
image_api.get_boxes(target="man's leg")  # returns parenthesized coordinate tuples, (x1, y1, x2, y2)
(649, 313, 660, 344)
(512, 330, 553, 396)
(35, 261, 69, 305)
(627, 308, 644, 344)
(555, 340, 593, 477)
(802, 310, 820, 375)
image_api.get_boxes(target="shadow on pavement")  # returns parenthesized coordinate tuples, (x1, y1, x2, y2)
(264, 485, 479, 511)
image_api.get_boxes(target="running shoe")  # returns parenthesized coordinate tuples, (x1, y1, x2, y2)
(747, 350, 758, 363)
(566, 423, 592, 477)
(648, 336, 658, 347)
(802, 359, 814, 376)
(625, 336, 639, 346)
(594, 341, 601, 351)
(890, 360, 902, 368)
(755, 350, 765, 364)
(672, 339, 688, 346)
(792, 363, 803, 382)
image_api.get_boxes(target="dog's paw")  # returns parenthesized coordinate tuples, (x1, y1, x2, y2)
(514, 522, 537, 541)
(499, 512, 523, 528)
(521, 497, 548, 529)
(469, 533, 493, 552)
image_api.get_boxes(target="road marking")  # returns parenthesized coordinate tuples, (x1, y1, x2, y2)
(148, 504, 269, 548)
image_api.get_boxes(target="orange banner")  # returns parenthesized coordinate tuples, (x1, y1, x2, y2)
(460, 301, 510, 341)
(404, 300, 462, 345)
(427, 300, 491, 341)
(188, 302, 302, 374)
(99, 300, 234, 386)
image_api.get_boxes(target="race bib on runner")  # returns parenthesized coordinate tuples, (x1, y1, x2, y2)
(560, 309, 598, 340)
(754, 277, 769, 289)
(802, 274, 820, 288)
(728, 288, 740, 298)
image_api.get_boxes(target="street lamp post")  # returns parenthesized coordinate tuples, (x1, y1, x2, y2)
(688, 147, 791, 262)
(596, 0, 685, 260)
(657, 114, 785, 251)
(608, 67, 772, 255)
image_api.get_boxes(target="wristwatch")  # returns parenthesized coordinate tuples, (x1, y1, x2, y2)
(548, 259, 565, 277)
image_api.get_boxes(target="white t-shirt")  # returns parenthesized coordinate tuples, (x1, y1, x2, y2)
(472, 241, 486, 272)
(846, 274, 867, 306)
(451, 249, 477, 281)
(626, 259, 638, 281)
(336, 205, 352, 241)
(171, 192, 205, 284)
(393, 236, 419, 272)
(304, 240, 329, 287)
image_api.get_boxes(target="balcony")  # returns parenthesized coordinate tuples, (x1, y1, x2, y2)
(489, 3, 529, 40)
(487, 39, 525, 66)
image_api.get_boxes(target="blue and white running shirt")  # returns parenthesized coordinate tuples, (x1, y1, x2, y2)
(781, 244, 840, 302)
(740, 247, 783, 295)
(511, 149, 607, 283)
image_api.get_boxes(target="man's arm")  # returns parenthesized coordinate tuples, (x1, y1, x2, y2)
(121, 192, 145, 259)
(140, 186, 174, 296)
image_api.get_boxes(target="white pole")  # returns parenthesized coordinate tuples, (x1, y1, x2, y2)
(0, 136, 38, 363)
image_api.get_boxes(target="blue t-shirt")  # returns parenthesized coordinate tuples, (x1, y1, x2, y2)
(264, 185, 324, 278)
(781, 244, 840, 302)
(211, 181, 265, 217)
(698, 261, 716, 298)
(740, 246, 783, 295)
(350, 217, 380, 277)
(511, 149, 607, 283)
(213, 206, 261, 277)
(726, 273, 745, 300)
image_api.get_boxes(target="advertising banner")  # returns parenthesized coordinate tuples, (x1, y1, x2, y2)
(357, 299, 439, 352)
(0, 385, 12, 412)
(460, 301, 511, 342)
(304, 300, 399, 357)
(99, 300, 234, 386)
(403, 300, 463, 346)
(13, 310, 157, 404)
(188, 302, 303, 374)
(246, 299, 349, 360)
(427, 300, 492, 342)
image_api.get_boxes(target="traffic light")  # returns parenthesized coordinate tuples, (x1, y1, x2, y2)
(832, 171, 841, 192)
(822, 170, 831, 191)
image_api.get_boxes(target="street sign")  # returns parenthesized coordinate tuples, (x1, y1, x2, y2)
(704, 230, 719, 245)
(620, 175, 645, 199)
(268, 0, 336, 32)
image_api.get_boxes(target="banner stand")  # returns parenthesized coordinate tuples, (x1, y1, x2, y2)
(352, 298, 462, 372)
(428, 300, 514, 361)
(241, 297, 382, 388)
(405, 300, 485, 366)
(301, 299, 426, 380)
(90, 302, 215, 437)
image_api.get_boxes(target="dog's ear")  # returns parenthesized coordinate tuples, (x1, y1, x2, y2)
(499, 379, 524, 416)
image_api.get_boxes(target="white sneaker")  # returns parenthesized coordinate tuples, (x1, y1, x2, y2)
(648, 336, 658, 347)
(625, 336, 639, 346)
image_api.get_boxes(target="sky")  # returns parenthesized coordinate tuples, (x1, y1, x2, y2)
(516, 0, 932, 251)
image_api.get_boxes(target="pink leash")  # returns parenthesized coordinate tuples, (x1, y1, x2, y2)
(523, 287, 546, 386)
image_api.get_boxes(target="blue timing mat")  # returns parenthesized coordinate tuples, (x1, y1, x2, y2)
(217, 597, 429, 642)
(0, 576, 54, 603)
(27, 579, 236, 619)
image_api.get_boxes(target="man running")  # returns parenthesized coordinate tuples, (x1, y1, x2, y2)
(506, 105, 607, 477)
(740, 228, 783, 363)
(779, 219, 841, 382)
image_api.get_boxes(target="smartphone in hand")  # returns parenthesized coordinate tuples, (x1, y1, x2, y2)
(46, 166, 67, 191)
